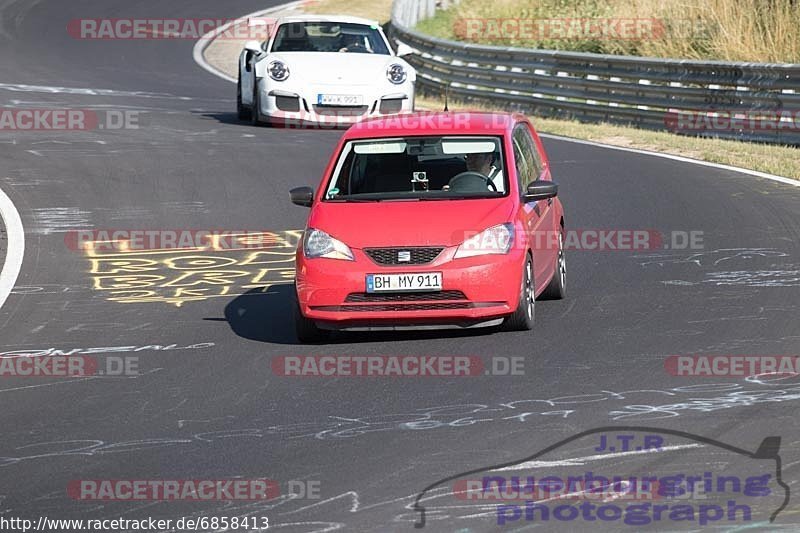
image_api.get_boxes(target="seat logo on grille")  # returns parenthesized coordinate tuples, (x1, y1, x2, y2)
(398, 250, 411, 262)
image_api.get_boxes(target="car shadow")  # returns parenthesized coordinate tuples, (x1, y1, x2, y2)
(219, 285, 501, 345)
(197, 111, 350, 131)
(197, 111, 245, 126)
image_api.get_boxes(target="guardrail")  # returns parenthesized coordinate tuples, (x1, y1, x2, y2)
(390, 0, 800, 145)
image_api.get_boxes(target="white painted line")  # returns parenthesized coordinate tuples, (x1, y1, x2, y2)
(539, 133, 800, 187)
(0, 185, 25, 311)
(496, 443, 704, 470)
(192, 1, 305, 84)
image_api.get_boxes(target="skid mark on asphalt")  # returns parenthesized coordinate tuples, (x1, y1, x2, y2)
(14, 382, 790, 449)
(495, 443, 704, 470)
(30, 207, 92, 234)
(634, 247, 800, 287)
(0, 83, 192, 100)
(635, 248, 790, 267)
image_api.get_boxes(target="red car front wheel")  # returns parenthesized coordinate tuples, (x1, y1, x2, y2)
(503, 255, 534, 331)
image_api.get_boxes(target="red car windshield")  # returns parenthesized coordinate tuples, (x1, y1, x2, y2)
(324, 136, 508, 201)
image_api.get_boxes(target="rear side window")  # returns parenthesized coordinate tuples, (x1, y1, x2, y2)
(513, 123, 543, 182)
(512, 136, 530, 194)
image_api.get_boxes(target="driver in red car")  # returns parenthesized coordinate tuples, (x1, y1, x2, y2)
(465, 151, 493, 175)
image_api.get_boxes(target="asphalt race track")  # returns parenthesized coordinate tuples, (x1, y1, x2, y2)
(0, 0, 799, 531)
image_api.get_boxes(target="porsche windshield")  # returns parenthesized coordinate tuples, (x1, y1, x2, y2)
(271, 22, 390, 54)
(324, 136, 508, 201)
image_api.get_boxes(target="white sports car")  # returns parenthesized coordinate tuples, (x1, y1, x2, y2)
(237, 15, 416, 126)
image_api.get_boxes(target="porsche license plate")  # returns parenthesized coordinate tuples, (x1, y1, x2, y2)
(366, 273, 443, 293)
(317, 94, 362, 106)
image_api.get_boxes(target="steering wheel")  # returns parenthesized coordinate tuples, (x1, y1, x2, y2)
(448, 171, 498, 192)
(339, 42, 371, 53)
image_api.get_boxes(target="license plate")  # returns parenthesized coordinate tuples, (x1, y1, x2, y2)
(366, 272, 442, 293)
(317, 93, 362, 106)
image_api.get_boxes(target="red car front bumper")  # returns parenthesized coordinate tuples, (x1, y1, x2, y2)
(295, 246, 525, 330)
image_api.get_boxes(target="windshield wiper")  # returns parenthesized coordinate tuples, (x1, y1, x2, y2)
(419, 195, 495, 200)
(328, 196, 421, 202)
(326, 198, 377, 202)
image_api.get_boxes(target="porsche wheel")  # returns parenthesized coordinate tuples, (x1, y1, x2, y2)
(251, 84, 263, 126)
(237, 74, 251, 121)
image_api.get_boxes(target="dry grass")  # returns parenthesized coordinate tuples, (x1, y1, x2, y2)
(302, 0, 394, 23)
(417, 0, 800, 62)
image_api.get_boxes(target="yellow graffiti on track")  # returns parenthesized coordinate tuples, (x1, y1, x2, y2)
(81, 230, 302, 307)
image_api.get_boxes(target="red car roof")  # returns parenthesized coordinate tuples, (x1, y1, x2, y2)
(344, 111, 527, 139)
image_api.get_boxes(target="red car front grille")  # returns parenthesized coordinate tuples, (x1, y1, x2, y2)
(344, 291, 467, 302)
(364, 247, 444, 265)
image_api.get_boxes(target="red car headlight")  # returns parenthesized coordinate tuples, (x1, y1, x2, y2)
(454, 223, 515, 259)
(303, 228, 354, 261)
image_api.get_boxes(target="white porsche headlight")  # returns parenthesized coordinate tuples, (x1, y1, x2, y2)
(268, 60, 290, 81)
(303, 228, 354, 261)
(386, 63, 407, 84)
(454, 223, 515, 259)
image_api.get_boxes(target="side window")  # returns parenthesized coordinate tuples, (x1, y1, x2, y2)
(514, 124, 543, 181)
(512, 137, 530, 194)
(524, 128, 544, 177)
(513, 126, 535, 191)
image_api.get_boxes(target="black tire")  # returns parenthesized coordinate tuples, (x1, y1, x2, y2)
(541, 227, 566, 300)
(251, 82, 263, 126)
(294, 299, 330, 344)
(237, 74, 251, 121)
(503, 255, 535, 331)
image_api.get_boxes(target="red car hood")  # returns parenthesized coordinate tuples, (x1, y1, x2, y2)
(308, 199, 515, 248)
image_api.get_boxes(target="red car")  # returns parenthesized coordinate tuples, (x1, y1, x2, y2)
(290, 111, 566, 342)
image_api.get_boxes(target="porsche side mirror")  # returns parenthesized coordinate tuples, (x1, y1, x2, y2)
(244, 40, 262, 54)
(524, 180, 558, 202)
(396, 43, 414, 57)
(290, 186, 314, 207)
